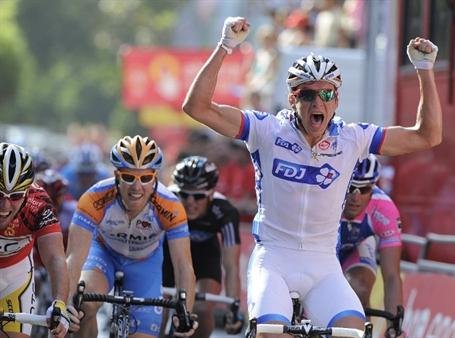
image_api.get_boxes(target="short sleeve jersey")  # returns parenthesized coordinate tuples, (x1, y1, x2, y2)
(71, 178, 189, 259)
(0, 184, 61, 268)
(337, 186, 402, 263)
(236, 109, 385, 253)
(188, 192, 240, 247)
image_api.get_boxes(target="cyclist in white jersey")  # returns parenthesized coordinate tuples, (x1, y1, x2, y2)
(181, 16, 442, 336)
(338, 155, 403, 320)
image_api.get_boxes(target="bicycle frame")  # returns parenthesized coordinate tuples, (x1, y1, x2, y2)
(74, 278, 186, 338)
(109, 271, 131, 338)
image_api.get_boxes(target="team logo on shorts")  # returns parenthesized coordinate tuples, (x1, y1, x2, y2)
(272, 159, 340, 189)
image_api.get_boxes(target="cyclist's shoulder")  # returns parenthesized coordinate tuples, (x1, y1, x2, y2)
(77, 178, 117, 211)
(23, 184, 56, 215)
(370, 186, 398, 210)
(17, 184, 59, 231)
(209, 194, 240, 222)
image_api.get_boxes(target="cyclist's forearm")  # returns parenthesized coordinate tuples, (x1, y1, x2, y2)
(383, 276, 403, 314)
(47, 256, 70, 303)
(223, 267, 241, 300)
(175, 266, 196, 310)
(65, 225, 93, 297)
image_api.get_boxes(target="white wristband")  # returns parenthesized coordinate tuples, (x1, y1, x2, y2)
(413, 61, 433, 70)
(217, 42, 232, 55)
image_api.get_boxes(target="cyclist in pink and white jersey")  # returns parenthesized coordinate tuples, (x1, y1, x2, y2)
(338, 154, 402, 318)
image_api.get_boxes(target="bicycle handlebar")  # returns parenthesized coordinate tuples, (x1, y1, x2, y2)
(162, 287, 236, 305)
(73, 281, 178, 309)
(0, 311, 48, 328)
(364, 305, 404, 337)
(247, 318, 373, 338)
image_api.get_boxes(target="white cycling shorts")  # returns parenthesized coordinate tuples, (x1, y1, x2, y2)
(247, 244, 365, 327)
(0, 253, 35, 335)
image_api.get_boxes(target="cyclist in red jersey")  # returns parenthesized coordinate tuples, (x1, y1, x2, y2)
(0, 142, 75, 338)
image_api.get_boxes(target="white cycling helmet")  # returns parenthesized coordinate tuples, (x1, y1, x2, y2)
(0, 143, 34, 193)
(351, 154, 381, 187)
(287, 53, 342, 90)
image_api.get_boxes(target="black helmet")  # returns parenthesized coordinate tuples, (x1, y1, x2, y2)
(172, 156, 219, 191)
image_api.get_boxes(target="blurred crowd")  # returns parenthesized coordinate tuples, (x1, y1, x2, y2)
(7, 0, 367, 225)
(243, 0, 365, 113)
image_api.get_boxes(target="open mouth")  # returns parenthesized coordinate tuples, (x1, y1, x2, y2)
(0, 211, 12, 219)
(128, 192, 143, 200)
(310, 113, 324, 127)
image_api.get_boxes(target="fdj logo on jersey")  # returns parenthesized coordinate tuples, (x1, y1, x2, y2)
(272, 159, 340, 189)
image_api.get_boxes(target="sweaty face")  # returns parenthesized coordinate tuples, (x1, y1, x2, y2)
(116, 169, 157, 217)
(343, 185, 373, 220)
(176, 190, 211, 220)
(0, 191, 27, 230)
(290, 81, 338, 145)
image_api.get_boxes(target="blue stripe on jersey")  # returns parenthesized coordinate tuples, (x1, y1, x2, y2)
(252, 220, 261, 242)
(369, 127, 385, 154)
(166, 223, 190, 240)
(251, 150, 262, 207)
(221, 222, 237, 247)
(72, 211, 97, 234)
(238, 113, 250, 141)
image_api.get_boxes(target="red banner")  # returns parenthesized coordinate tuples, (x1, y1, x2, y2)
(402, 272, 455, 337)
(122, 47, 252, 110)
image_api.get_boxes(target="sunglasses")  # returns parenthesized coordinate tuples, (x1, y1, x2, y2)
(0, 190, 27, 201)
(297, 89, 336, 102)
(177, 191, 210, 201)
(118, 171, 156, 185)
(348, 185, 373, 194)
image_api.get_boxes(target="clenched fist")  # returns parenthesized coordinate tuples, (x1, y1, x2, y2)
(218, 17, 250, 54)
(407, 37, 438, 70)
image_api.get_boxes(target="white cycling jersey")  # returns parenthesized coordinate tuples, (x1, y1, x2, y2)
(236, 109, 385, 253)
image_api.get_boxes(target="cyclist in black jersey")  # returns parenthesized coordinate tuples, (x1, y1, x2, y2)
(162, 156, 243, 338)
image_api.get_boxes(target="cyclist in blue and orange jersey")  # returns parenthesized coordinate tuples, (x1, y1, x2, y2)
(65, 135, 197, 338)
(59, 143, 111, 200)
(181, 16, 441, 336)
(338, 155, 403, 319)
(162, 156, 242, 338)
(0, 143, 74, 338)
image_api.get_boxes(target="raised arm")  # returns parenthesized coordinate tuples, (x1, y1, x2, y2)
(381, 37, 442, 156)
(182, 17, 250, 138)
